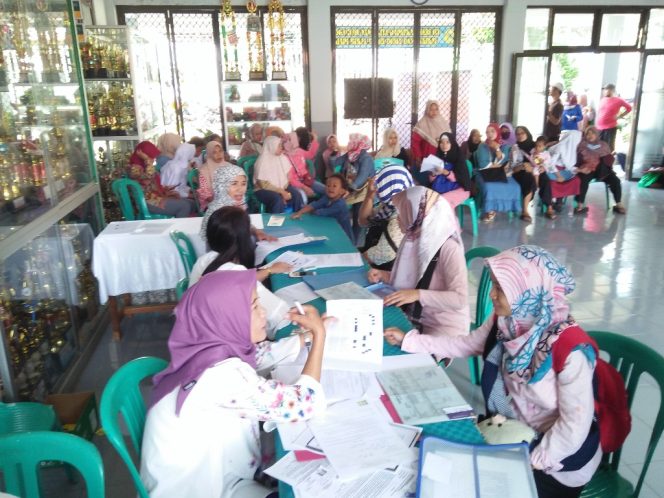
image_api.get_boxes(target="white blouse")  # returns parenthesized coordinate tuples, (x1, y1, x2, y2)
(140, 335, 325, 498)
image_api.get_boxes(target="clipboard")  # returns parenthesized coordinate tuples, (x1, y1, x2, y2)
(416, 437, 537, 498)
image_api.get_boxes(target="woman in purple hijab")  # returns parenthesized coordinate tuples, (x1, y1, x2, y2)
(140, 270, 327, 498)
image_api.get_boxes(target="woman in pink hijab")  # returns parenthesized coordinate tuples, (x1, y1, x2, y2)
(141, 270, 327, 498)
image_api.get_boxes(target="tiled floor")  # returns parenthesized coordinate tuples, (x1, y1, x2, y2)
(45, 181, 664, 497)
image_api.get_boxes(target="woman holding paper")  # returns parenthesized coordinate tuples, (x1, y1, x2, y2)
(428, 132, 471, 208)
(141, 270, 327, 498)
(473, 123, 522, 222)
(411, 100, 450, 184)
(384, 246, 600, 497)
(367, 186, 470, 340)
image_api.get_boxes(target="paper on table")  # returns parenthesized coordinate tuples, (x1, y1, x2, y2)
(274, 282, 319, 308)
(255, 234, 317, 264)
(309, 253, 364, 269)
(302, 268, 369, 291)
(267, 215, 286, 226)
(420, 450, 475, 498)
(307, 399, 413, 481)
(264, 251, 317, 272)
(365, 282, 397, 299)
(476, 453, 535, 498)
(277, 421, 322, 452)
(376, 365, 472, 425)
(315, 281, 379, 301)
(264, 451, 330, 488)
(323, 299, 383, 371)
(420, 154, 445, 173)
(249, 213, 264, 229)
(132, 221, 172, 235)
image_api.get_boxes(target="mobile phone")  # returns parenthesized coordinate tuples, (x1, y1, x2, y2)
(289, 270, 317, 278)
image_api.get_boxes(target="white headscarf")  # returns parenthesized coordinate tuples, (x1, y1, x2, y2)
(254, 135, 292, 188)
(390, 186, 459, 289)
(200, 165, 247, 241)
(548, 130, 583, 170)
(160, 143, 196, 198)
(375, 128, 402, 159)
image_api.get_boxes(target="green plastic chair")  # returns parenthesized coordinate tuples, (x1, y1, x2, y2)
(238, 155, 265, 213)
(111, 178, 172, 221)
(176, 277, 189, 300)
(580, 331, 664, 498)
(0, 431, 105, 498)
(0, 401, 58, 433)
(637, 170, 661, 188)
(457, 160, 479, 237)
(188, 168, 202, 214)
(465, 246, 501, 385)
(170, 230, 197, 277)
(100, 356, 168, 498)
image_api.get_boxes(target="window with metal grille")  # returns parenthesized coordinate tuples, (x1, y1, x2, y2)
(118, 6, 309, 153)
(333, 8, 500, 149)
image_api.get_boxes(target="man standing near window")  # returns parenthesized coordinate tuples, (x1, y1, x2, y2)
(596, 83, 632, 152)
(544, 82, 564, 142)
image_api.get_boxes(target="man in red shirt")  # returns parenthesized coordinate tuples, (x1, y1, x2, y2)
(596, 84, 632, 151)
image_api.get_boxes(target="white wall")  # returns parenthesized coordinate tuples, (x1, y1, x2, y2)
(100, 0, 663, 132)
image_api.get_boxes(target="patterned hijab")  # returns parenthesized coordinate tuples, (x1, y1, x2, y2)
(375, 128, 402, 159)
(151, 270, 257, 415)
(200, 165, 247, 241)
(372, 164, 414, 222)
(413, 100, 451, 147)
(486, 245, 577, 383)
(390, 186, 459, 289)
(346, 133, 371, 162)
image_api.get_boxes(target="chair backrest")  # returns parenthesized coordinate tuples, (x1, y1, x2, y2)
(175, 277, 189, 301)
(112, 178, 169, 221)
(373, 157, 405, 171)
(0, 401, 57, 434)
(237, 154, 258, 173)
(100, 356, 168, 498)
(170, 230, 197, 276)
(238, 155, 261, 209)
(0, 431, 105, 498)
(465, 159, 474, 177)
(587, 331, 664, 496)
(465, 246, 501, 326)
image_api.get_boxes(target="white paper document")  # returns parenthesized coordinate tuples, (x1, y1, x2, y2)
(274, 282, 319, 308)
(309, 252, 364, 269)
(249, 213, 264, 229)
(264, 251, 317, 272)
(419, 154, 445, 173)
(277, 421, 321, 452)
(315, 281, 379, 301)
(267, 215, 286, 226)
(376, 365, 472, 425)
(323, 299, 384, 371)
(255, 234, 316, 264)
(307, 399, 413, 481)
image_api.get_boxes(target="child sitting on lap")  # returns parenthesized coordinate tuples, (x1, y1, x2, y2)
(291, 174, 353, 241)
(532, 136, 574, 183)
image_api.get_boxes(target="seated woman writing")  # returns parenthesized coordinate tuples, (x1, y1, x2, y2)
(141, 270, 327, 498)
(367, 186, 470, 342)
(192, 206, 291, 338)
(384, 245, 601, 498)
(473, 123, 522, 222)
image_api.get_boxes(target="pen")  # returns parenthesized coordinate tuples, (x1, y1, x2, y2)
(293, 301, 311, 352)
(293, 301, 306, 316)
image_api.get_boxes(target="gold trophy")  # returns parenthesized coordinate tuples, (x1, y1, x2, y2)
(268, 0, 287, 81)
(220, 0, 240, 81)
(246, 1, 266, 81)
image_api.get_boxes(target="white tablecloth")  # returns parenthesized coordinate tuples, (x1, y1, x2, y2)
(92, 218, 205, 304)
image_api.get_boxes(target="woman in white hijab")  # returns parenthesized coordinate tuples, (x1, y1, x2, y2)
(374, 128, 410, 167)
(160, 143, 196, 199)
(368, 186, 470, 344)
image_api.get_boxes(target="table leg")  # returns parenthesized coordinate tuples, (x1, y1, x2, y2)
(108, 296, 123, 342)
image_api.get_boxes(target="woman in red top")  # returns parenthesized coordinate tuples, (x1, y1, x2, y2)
(411, 100, 450, 184)
(127, 141, 193, 218)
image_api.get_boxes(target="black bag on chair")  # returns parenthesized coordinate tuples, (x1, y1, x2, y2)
(479, 167, 508, 183)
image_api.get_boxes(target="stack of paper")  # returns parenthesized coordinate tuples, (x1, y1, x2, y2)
(255, 234, 328, 264)
(264, 251, 317, 271)
(377, 361, 473, 425)
(419, 154, 445, 173)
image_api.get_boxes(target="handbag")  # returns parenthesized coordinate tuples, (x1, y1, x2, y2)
(479, 166, 508, 183)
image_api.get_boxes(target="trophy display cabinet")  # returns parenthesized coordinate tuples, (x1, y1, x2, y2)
(81, 25, 165, 223)
(0, 0, 105, 402)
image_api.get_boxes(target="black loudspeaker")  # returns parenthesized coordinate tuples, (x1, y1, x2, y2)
(344, 78, 394, 119)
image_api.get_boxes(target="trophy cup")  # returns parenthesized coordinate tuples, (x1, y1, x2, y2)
(10, 10, 33, 83)
(220, 0, 241, 81)
(268, 0, 287, 81)
(246, 1, 266, 81)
